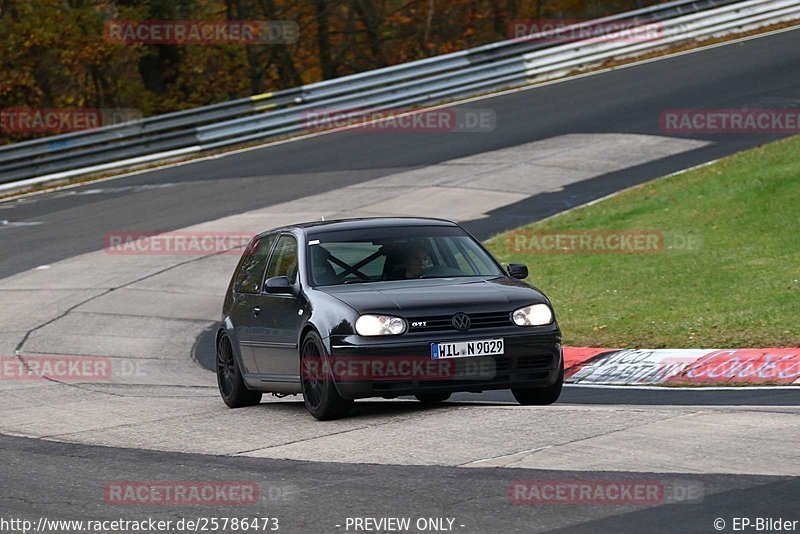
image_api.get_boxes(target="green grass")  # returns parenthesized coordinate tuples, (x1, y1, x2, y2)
(486, 136, 800, 348)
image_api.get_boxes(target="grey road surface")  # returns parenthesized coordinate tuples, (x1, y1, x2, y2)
(1, 28, 799, 278)
(1, 28, 799, 534)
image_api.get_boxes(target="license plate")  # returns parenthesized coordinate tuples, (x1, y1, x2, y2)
(431, 338, 504, 359)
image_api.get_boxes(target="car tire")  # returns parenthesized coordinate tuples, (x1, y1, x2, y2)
(300, 331, 353, 420)
(512, 367, 563, 406)
(217, 333, 262, 408)
(414, 392, 451, 404)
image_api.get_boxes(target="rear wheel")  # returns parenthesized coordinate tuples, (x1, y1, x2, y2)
(415, 392, 451, 404)
(217, 333, 262, 408)
(301, 331, 353, 420)
(512, 367, 563, 406)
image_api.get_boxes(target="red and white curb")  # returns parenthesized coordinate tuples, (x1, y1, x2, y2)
(563, 347, 800, 386)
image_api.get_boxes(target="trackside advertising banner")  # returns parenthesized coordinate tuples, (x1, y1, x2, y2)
(563, 347, 800, 385)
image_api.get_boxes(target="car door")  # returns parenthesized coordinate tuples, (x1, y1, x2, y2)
(230, 234, 277, 375)
(251, 233, 304, 380)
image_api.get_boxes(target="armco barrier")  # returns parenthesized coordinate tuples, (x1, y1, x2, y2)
(1, 0, 798, 192)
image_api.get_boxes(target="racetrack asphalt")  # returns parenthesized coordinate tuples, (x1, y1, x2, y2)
(1, 27, 799, 533)
(2, 432, 798, 534)
(2, 27, 799, 278)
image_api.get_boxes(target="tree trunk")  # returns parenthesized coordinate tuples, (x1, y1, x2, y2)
(314, 0, 336, 79)
(258, 0, 303, 87)
(350, 0, 388, 68)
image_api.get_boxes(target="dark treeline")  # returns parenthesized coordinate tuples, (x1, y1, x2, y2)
(0, 0, 664, 133)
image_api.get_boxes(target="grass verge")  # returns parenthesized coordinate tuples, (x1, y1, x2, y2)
(486, 135, 800, 348)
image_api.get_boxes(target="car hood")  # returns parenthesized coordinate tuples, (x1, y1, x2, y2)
(319, 277, 549, 315)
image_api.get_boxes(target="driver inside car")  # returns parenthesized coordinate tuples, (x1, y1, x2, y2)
(401, 245, 431, 279)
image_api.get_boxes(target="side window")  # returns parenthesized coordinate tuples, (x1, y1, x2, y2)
(265, 235, 299, 285)
(234, 235, 276, 294)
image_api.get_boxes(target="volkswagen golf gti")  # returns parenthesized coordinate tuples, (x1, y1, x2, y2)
(216, 217, 563, 419)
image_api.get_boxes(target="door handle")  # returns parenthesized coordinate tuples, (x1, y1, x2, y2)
(252, 306, 261, 317)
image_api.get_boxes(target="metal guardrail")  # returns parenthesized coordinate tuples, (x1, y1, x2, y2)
(1, 0, 798, 191)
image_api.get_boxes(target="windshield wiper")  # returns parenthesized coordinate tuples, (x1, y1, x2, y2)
(342, 279, 375, 285)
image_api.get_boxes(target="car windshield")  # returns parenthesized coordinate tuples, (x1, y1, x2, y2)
(308, 225, 504, 287)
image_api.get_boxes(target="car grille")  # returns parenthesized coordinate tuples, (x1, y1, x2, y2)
(406, 311, 512, 333)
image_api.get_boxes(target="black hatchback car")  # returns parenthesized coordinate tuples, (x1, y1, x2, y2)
(216, 217, 562, 419)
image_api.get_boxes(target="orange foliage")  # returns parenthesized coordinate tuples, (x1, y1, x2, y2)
(0, 0, 669, 141)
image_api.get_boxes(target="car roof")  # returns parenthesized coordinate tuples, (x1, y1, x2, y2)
(258, 217, 459, 237)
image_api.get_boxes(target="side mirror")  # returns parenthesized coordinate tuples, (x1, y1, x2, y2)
(507, 263, 528, 280)
(263, 276, 293, 294)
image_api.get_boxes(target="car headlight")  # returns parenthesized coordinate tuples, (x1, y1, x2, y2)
(512, 304, 553, 326)
(355, 315, 407, 336)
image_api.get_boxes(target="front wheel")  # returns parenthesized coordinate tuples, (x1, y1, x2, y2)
(301, 331, 353, 420)
(512, 368, 563, 406)
(217, 333, 262, 408)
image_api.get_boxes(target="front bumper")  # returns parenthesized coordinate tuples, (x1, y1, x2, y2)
(329, 330, 562, 399)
